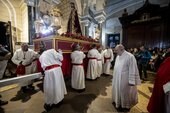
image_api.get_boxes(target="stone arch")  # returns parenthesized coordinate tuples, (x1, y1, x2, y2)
(0, 0, 12, 23)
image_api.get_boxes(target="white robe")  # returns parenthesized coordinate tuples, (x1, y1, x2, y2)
(12, 48, 38, 86)
(112, 51, 141, 108)
(103, 49, 114, 75)
(71, 50, 86, 89)
(97, 52, 103, 77)
(39, 49, 67, 105)
(86, 48, 99, 80)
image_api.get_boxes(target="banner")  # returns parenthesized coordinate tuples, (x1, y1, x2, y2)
(107, 33, 120, 48)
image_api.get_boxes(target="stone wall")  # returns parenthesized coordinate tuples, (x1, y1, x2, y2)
(0, 0, 28, 51)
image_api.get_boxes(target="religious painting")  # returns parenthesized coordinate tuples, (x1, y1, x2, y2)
(107, 33, 120, 48)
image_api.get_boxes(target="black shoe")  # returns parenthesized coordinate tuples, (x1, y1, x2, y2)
(21, 86, 27, 93)
(0, 100, 8, 106)
(53, 100, 63, 108)
(28, 85, 35, 90)
(77, 89, 85, 93)
(44, 104, 52, 112)
(122, 108, 130, 112)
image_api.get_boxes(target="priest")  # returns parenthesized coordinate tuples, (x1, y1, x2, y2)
(12, 43, 38, 93)
(112, 44, 141, 112)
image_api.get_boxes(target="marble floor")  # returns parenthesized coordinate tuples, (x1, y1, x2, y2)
(0, 72, 155, 113)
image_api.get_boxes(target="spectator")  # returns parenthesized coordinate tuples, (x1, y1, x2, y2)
(137, 46, 151, 80)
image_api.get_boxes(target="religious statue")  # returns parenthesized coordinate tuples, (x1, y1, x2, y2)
(34, 8, 62, 38)
(67, 2, 82, 35)
(122, 9, 128, 17)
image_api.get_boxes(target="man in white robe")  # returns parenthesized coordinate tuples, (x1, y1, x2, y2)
(39, 49, 67, 111)
(71, 44, 86, 90)
(97, 47, 103, 77)
(112, 44, 141, 112)
(12, 43, 38, 92)
(86, 44, 99, 80)
(103, 47, 114, 76)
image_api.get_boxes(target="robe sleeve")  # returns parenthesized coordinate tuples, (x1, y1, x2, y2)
(71, 52, 74, 60)
(82, 52, 86, 59)
(101, 51, 104, 64)
(87, 51, 91, 58)
(53, 49, 63, 62)
(128, 55, 141, 85)
(110, 49, 114, 62)
(12, 51, 21, 65)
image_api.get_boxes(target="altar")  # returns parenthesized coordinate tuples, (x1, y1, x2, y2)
(33, 35, 100, 77)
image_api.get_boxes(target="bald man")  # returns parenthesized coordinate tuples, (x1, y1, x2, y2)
(112, 44, 141, 112)
(12, 43, 38, 93)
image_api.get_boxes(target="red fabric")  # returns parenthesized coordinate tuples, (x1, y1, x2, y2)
(16, 65, 25, 75)
(45, 64, 60, 70)
(61, 53, 72, 76)
(88, 57, 97, 60)
(37, 59, 43, 72)
(72, 63, 83, 66)
(62, 53, 88, 77)
(104, 57, 111, 63)
(147, 57, 170, 113)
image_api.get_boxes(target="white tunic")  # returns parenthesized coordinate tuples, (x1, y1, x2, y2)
(103, 48, 114, 75)
(97, 52, 103, 77)
(86, 48, 99, 80)
(71, 50, 86, 89)
(39, 49, 67, 105)
(112, 51, 141, 108)
(12, 48, 37, 86)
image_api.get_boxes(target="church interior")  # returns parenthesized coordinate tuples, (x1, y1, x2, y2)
(0, 0, 170, 113)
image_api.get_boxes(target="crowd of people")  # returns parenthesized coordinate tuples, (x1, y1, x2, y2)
(127, 46, 170, 72)
(0, 43, 170, 112)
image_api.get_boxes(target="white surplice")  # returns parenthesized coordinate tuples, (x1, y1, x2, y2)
(97, 52, 103, 77)
(112, 51, 141, 108)
(86, 48, 99, 80)
(71, 50, 86, 89)
(12, 48, 37, 86)
(39, 49, 67, 105)
(103, 48, 114, 75)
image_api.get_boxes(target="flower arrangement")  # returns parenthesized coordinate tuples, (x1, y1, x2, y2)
(61, 32, 98, 42)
